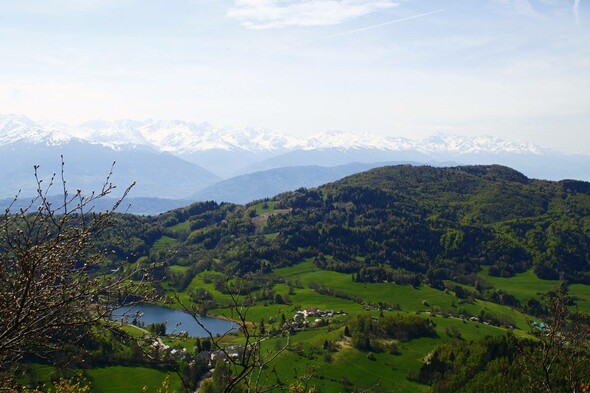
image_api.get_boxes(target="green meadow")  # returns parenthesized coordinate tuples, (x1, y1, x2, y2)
(480, 267, 561, 304)
(152, 235, 177, 252)
(480, 267, 590, 313)
(17, 365, 182, 393)
(569, 284, 590, 313)
(86, 366, 183, 393)
(147, 257, 550, 392)
(23, 254, 589, 392)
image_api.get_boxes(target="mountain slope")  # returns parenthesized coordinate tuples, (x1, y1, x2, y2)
(192, 162, 425, 204)
(159, 164, 590, 284)
(0, 141, 220, 199)
(242, 148, 433, 174)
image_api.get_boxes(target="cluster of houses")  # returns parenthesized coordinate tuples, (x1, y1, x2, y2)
(149, 337, 241, 369)
(150, 337, 190, 361)
(195, 346, 241, 368)
(291, 307, 346, 329)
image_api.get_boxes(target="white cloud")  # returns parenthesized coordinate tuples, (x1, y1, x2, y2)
(227, 0, 398, 29)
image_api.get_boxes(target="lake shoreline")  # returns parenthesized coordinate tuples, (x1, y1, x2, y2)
(112, 303, 238, 337)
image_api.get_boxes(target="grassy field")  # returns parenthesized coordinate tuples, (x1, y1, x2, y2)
(155, 259, 540, 392)
(17, 364, 182, 393)
(149, 257, 543, 391)
(87, 366, 183, 393)
(253, 261, 535, 391)
(167, 264, 190, 275)
(101, 245, 589, 393)
(480, 267, 590, 313)
(274, 260, 530, 328)
(569, 283, 590, 313)
(167, 221, 191, 236)
(247, 201, 278, 215)
(255, 311, 512, 393)
(480, 267, 561, 304)
(164, 271, 364, 324)
(17, 364, 57, 389)
(152, 235, 177, 252)
(120, 324, 149, 339)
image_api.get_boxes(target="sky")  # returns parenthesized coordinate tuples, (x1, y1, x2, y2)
(0, 0, 588, 153)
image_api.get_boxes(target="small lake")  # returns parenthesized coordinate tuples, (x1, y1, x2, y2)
(112, 303, 237, 337)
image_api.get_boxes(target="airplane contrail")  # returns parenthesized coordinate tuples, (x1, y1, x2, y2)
(332, 9, 447, 38)
(295, 9, 446, 46)
(573, 0, 581, 25)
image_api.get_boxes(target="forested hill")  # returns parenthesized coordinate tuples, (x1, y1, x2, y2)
(102, 164, 590, 286)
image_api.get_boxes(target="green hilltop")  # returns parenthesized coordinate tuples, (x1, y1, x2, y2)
(134, 164, 590, 285)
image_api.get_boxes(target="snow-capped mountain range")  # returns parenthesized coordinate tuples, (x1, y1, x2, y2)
(1, 113, 589, 207)
(0, 114, 544, 156)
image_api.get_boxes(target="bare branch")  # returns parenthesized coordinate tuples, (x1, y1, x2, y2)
(0, 162, 150, 374)
(172, 275, 293, 393)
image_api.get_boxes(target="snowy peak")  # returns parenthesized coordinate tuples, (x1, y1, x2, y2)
(420, 133, 544, 155)
(216, 126, 299, 152)
(136, 120, 222, 152)
(78, 119, 154, 150)
(0, 114, 74, 146)
(294, 131, 543, 155)
(77, 119, 295, 153)
(0, 114, 546, 156)
(301, 130, 372, 150)
(299, 130, 417, 151)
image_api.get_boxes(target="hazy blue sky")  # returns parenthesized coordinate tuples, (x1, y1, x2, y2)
(0, 0, 588, 153)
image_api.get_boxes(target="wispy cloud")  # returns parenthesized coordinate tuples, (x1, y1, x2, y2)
(296, 9, 446, 45)
(227, 0, 398, 30)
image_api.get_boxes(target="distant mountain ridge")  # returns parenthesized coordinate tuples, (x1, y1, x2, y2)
(0, 114, 544, 156)
(0, 194, 193, 216)
(3, 113, 590, 203)
(191, 162, 420, 204)
(0, 138, 220, 199)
